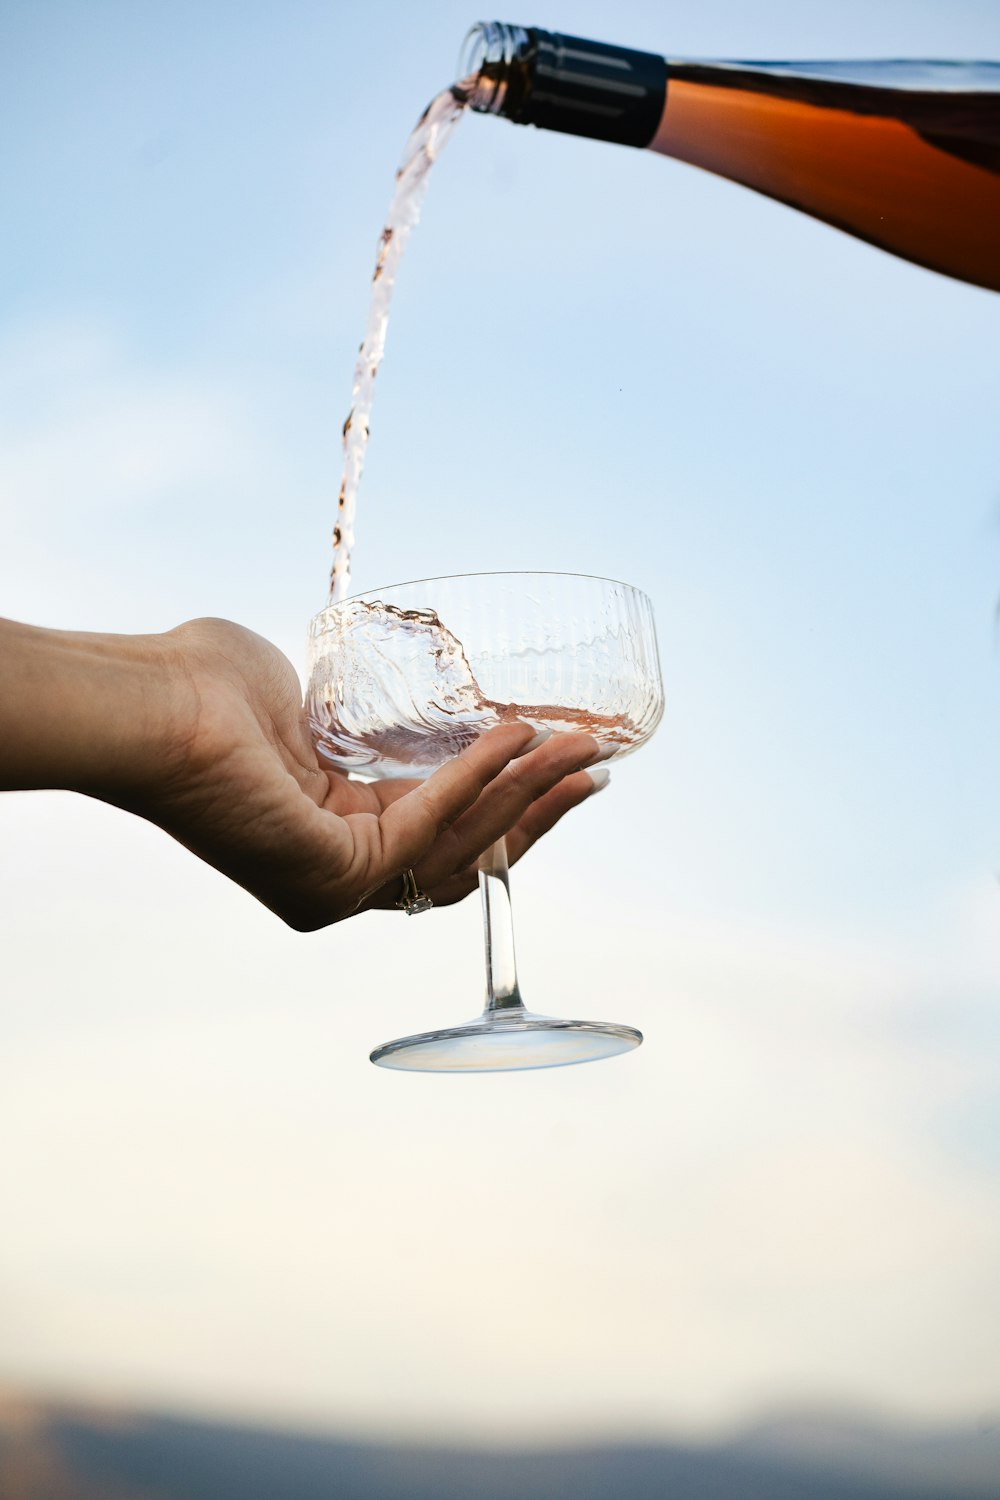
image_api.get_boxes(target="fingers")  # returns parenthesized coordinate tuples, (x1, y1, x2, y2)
(383, 727, 603, 895)
(438, 731, 602, 873)
(503, 765, 609, 867)
(406, 764, 610, 910)
(373, 722, 543, 876)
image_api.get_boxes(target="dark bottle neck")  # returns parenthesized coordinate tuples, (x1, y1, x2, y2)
(459, 22, 667, 148)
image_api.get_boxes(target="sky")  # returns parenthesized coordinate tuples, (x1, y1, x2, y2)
(1, 0, 999, 1448)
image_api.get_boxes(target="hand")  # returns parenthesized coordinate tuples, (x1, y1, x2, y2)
(23, 617, 606, 930)
(148, 619, 607, 928)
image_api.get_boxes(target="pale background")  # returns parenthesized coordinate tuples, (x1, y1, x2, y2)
(1, 0, 998, 1447)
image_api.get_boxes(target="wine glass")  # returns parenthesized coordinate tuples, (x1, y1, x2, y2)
(306, 571, 663, 1073)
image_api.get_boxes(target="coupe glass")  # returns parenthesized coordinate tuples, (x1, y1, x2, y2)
(307, 571, 663, 1073)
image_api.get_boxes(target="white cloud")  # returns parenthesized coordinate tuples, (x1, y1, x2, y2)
(0, 319, 259, 524)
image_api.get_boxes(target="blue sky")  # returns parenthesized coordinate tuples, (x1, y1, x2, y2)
(1, 0, 999, 1444)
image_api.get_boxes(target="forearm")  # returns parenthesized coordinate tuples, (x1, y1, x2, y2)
(0, 617, 190, 800)
(0, 613, 607, 930)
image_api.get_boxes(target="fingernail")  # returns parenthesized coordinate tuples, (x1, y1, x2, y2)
(519, 727, 553, 755)
(584, 765, 611, 794)
(582, 740, 620, 767)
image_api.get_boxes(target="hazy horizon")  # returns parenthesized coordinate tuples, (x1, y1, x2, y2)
(2, 1382, 998, 1500)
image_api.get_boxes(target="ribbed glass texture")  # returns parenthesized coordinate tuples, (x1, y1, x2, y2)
(307, 571, 664, 780)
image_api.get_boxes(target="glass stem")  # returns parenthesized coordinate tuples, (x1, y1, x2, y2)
(478, 836, 524, 1014)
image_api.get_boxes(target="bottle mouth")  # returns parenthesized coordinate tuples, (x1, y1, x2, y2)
(455, 23, 668, 147)
(456, 21, 530, 112)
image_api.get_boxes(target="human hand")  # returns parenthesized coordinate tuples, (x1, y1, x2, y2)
(103, 618, 608, 929)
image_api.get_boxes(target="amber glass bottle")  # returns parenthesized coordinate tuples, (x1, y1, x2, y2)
(460, 22, 1000, 292)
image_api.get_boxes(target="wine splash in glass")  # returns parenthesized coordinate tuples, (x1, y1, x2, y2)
(307, 571, 664, 1073)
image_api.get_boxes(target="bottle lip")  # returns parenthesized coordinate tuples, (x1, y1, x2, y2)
(456, 21, 531, 113)
(456, 23, 668, 146)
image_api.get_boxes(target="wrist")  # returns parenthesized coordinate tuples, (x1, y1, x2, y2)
(0, 618, 195, 803)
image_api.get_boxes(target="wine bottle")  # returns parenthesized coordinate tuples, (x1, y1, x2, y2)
(459, 22, 1000, 292)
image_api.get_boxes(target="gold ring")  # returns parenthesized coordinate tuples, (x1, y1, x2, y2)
(396, 868, 433, 916)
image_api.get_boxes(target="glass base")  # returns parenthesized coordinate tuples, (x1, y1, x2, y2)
(370, 1007, 642, 1074)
